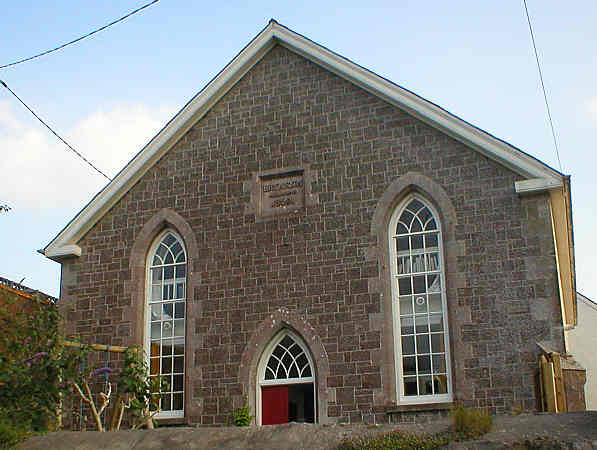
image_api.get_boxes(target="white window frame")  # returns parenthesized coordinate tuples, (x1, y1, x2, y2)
(256, 330, 316, 425)
(144, 229, 187, 419)
(388, 194, 453, 405)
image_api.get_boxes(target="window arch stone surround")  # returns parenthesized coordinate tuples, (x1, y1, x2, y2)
(129, 208, 199, 422)
(239, 308, 331, 424)
(371, 172, 466, 406)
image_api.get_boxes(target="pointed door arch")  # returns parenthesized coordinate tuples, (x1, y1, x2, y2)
(257, 330, 316, 425)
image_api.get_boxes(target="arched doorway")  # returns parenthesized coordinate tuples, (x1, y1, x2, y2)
(257, 331, 316, 425)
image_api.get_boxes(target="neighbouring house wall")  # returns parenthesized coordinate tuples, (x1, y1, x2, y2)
(58, 44, 564, 425)
(567, 294, 597, 410)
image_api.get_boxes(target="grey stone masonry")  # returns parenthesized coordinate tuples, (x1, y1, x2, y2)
(59, 44, 564, 426)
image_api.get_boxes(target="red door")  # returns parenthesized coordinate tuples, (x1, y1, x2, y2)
(261, 385, 288, 425)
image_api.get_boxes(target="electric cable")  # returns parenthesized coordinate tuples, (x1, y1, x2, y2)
(0, 80, 112, 181)
(523, 0, 563, 172)
(0, 0, 159, 70)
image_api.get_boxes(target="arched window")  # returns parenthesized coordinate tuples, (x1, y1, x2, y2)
(146, 230, 187, 418)
(257, 331, 316, 425)
(389, 196, 452, 404)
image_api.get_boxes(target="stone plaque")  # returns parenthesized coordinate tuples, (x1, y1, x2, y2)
(260, 170, 304, 216)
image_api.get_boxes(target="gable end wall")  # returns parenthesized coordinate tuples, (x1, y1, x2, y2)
(59, 45, 564, 425)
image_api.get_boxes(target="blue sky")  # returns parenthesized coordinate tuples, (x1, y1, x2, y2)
(1, 1, 596, 300)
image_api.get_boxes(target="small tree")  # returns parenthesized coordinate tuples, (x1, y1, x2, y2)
(0, 294, 86, 435)
(108, 346, 167, 430)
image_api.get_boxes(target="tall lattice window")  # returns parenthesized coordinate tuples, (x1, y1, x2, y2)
(147, 231, 186, 417)
(389, 196, 452, 404)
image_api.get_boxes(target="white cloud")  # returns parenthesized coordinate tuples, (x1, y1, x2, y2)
(0, 101, 174, 210)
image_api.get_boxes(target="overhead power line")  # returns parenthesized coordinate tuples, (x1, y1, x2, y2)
(0, 80, 112, 181)
(0, 0, 159, 70)
(522, 0, 563, 172)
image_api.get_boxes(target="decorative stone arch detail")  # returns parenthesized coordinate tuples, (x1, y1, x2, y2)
(239, 308, 331, 424)
(130, 208, 199, 343)
(370, 172, 465, 405)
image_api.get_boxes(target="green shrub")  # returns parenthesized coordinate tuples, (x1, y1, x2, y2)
(451, 407, 492, 439)
(338, 430, 450, 450)
(0, 411, 32, 449)
(232, 406, 253, 426)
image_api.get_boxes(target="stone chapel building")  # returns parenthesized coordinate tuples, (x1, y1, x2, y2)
(43, 21, 578, 426)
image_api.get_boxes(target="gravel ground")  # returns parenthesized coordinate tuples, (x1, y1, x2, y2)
(20, 411, 597, 450)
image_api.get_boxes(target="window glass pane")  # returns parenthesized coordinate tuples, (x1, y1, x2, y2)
(174, 356, 184, 373)
(163, 321, 173, 338)
(161, 340, 172, 356)
(156, 244, 168, 261)
(401, 336, 415, 355)
(302, 365, 312, 377)
(399, 296, 413, 315)
(397, 256, 411, 274)
(403, 356, 416, 376)
(400, 210, 414, 229)
(152, 255, 162, 266)
(411, 235, 423, 249)
(429, 294, 442, 313)
(397, 236, 409, 252)
(432, 355, 446, 373)
(425, 233, 438, 248)
(163, 234, 176, 247)
(150, 357, 159, 375)
(151, 268, 162, 282)
(173, 374, 184, 391)
(429, 314, 443, 332)
(173, 343, 184, 355)
(400, 317, 414, 335)
(412, 255, 425, 273)
(176, 264, 186, 279)
(174, 302, 185, 319)
(176, 283, 185, 299)
(414, 296, 427, 314)
(419, 376, 433, 395)
(161, 357, 172, 374)
(431, 333, 445, 353)
(161, 394, 172, 411)
(171, 242, 182, 259)
(417, 355, 431, 374)
(398, 277, 411, 295)
(427, 274, 440, 292)
(164, 251, 174, 265)
(151, 303, 161, 321)
(151, 285, 162, 301)
(174, 320, 185, 337)
(150, 342, 160, 357)
(164, 266, 174, 280)
(411, 217, 422, 232)
(425, 218, 437, 231)
(163, 303, 173, 318)
(434, 375, 448, 394)
(415, 316, 429, 334)
(173, 393, 184, 411)
(426, 253, 440, 272)
(151, 323, 161, 339)
(288, 365, 299, 378)
(404, 377, 417, 395)
(396, 222, 408, 235)
(416, 334, 430, 354)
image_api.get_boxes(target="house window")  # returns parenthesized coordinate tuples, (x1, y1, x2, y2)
(389, 196, 452, 404)
(146, 231, 186, 418)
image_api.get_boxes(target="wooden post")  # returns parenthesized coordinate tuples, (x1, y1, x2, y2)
(551, 353, 567, 413)
(540, 354, 557, 412)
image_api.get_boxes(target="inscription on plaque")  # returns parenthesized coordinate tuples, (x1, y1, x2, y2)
(260, 170, 305, 216)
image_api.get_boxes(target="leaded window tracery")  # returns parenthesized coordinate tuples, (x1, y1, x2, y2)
(390, 196, 452, 403)
(147, 231, 186, 416)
